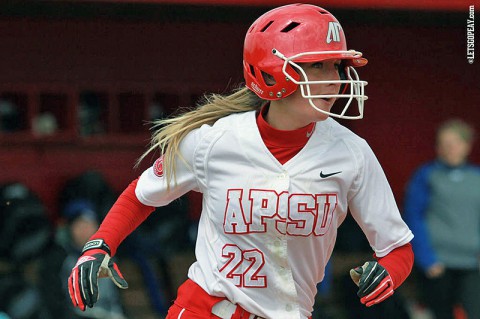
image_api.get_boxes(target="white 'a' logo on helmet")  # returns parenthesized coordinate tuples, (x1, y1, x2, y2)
(326, 22, 342, 43)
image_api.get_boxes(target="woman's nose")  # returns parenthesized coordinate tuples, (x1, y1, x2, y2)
(326, 67, 341, 81)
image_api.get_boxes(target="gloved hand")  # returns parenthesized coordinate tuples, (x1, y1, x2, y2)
(68, 239, 128, 311)
(349, 261, 394, 307)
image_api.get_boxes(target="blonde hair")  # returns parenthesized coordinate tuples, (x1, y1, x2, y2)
(138, 86, 264, 187)
(437, 119, 476, 144)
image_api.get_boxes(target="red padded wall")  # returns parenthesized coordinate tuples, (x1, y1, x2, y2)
(0, 10, 478, 218)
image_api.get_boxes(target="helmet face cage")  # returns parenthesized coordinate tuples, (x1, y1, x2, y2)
(243, 4, 368, 120)
(273, 50, 368, 120)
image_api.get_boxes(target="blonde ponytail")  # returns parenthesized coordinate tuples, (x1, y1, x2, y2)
(138, 86, 263, 187)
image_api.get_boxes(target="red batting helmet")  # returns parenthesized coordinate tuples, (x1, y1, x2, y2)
(243, 4, 368, 119)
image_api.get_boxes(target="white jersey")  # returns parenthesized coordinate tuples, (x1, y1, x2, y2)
(135, 111, 413, 319)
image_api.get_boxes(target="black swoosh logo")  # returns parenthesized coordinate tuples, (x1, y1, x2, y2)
(320, 171, 342, 178)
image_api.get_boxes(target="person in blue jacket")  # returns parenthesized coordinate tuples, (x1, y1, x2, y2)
(404, 119, 480, 319)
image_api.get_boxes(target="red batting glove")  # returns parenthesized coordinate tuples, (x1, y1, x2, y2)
(67, 239, 128, 311)
(350, 261, 394, 307)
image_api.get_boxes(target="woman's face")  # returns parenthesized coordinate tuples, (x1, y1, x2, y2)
(436, 129, 472, 166)
(268, 59, 342, 129)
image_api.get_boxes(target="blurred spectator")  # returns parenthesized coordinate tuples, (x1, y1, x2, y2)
(0, 182, 51, 266)
(404, 119, 480, 319)
(0, 182, 70, 319)
(60, 201, 128, 319)
(57, 171, 129, 318)
(0, 178, 126, 319)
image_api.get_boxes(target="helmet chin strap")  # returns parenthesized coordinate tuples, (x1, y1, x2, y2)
(273, 49, 368, 120)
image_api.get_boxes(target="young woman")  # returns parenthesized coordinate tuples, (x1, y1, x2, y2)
(68, 4, 414, 319)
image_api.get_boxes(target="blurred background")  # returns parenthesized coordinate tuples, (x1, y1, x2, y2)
(0, 0, 478, 319)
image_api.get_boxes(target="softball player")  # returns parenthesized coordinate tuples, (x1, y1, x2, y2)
(68, 4, 414, 319)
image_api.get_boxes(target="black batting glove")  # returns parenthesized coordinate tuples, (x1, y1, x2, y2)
(349, 261, 394, 307)
(67, 239, 128, 311)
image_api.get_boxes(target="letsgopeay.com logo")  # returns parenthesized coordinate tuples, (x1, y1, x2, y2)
(467, 5, 475, 64)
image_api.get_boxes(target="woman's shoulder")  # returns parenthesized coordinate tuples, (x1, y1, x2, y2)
(184, 111, 256, 146)
(213, 110, 256, 128)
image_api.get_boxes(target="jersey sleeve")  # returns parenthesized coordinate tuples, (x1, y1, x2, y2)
(347, 139, 413, 257)
(135, 127, 204, 207)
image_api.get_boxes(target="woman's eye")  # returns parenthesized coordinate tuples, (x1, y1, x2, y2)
(334, 63, 341, 70)
(311, 62, 323, 69)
